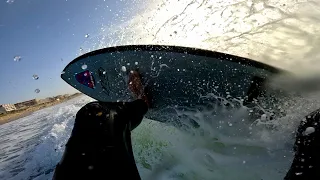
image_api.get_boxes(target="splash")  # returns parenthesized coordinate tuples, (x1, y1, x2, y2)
(13, 56, 21, 62)
(32, 75, 39, 80)
(81, 64, 88, 70)
(6, 0, 14, 4)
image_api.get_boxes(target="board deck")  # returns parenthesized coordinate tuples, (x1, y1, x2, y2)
(61, 45, 284, 123)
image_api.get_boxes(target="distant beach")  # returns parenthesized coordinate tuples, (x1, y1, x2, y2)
(0, 93, 82, 125)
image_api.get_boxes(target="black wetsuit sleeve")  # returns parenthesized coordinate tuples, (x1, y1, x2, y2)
(52, 99, 148, 180)
(284, 109, 320, 180)
(121, 99, 148, 131)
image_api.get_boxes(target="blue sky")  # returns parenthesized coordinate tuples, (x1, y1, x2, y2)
(0, 0, 140, 104)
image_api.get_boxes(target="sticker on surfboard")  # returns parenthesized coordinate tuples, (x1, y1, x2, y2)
(75, 70, 95, 89)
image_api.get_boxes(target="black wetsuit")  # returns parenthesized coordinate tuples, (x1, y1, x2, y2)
(52, 99, 148, 180)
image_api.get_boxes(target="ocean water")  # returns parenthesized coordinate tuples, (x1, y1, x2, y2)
(2, 0, 320, 179)
(0, 91, 320, 180)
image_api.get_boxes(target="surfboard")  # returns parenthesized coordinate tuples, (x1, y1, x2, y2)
(61, 45, 285, 123)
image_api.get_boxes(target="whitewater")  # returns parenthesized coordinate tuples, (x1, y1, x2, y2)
(2, 0, 320, 179)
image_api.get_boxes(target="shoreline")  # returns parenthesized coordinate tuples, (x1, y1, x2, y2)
(0, 94, 82, 126)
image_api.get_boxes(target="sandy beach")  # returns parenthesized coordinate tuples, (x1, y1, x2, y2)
(0, 93, 82, 125)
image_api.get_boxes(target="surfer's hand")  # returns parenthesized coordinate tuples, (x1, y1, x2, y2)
(128, 70, 150, 107)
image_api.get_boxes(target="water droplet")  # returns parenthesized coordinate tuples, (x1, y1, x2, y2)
(102, 71, 106, 75)
(61, 71, 65, 75)
(304, 127, 315, 135)
(88, 166, 94, 170)
(82, 153, 85, 156)
(85, 34, 90, 38)
(261, 114, 267, 121)
(13, 56, 21, 62)
(127, 63, 130, 66)
(228, 123, 233, 127)
(6, 0, 14, 4)
(35, 89, 40, 93)
(177, 69, 180, 71)
(159, 56, 162, 59)
(121, 66, 126, 72)
(80, 47, 83, 51)
(242, 160, 246, 164)
(82, 64, 88, 70)
(182, 69, 186, 72)
(135, 62, 139, 65)
(295, 172, 303, 176)
(151, 55, 154, 58)
(32, 74, 39, 80)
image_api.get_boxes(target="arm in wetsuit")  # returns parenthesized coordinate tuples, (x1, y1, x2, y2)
(52, 99, 148, 180)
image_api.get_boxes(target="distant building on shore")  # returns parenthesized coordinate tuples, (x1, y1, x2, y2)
(0, 104, 17, 114)
(14, 99, 38, 109)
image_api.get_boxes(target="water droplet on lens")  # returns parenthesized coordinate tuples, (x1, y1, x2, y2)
(35, 89, 40, 93)
(102, 71, 106, 74)
(82, 64, 88, 70)
(135, 62, 139, 65)
(121, 66, 126, 72)
(85, 34, 90, 38)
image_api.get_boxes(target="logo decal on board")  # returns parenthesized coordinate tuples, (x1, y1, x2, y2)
(75, 70, 95, 89)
